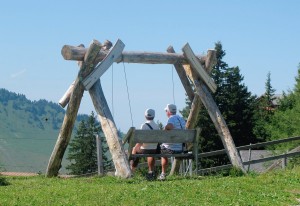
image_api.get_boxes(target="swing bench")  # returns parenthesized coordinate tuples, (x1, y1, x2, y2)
(123, 127, 200, 164)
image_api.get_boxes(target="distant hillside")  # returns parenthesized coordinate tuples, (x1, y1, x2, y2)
(0, 88, 89, 173)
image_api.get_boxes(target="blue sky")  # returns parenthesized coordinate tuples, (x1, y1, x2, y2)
(1, 1, 300, 132)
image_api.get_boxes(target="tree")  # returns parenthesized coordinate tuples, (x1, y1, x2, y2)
(265, 72, 276, 104)
(253, 72, 276, 142)
(265, 64, 300, 150)
(66, 112, 112, 175)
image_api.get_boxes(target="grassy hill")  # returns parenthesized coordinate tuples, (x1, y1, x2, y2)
(1, 167, 300, 205)
(0, 88, 89, 173)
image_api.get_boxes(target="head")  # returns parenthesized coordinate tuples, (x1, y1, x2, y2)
(145, 108, 155, 120)
(164, 104, 177, 116)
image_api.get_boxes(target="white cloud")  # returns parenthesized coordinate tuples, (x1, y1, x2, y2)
(10, 69, 27, 78)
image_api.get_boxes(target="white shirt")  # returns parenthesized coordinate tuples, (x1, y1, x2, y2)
(140, 120, 159, 150)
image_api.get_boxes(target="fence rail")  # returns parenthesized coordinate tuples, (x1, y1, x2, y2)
(198, 136, 300, 174)
(199, 135, 300, 159)
(129, 136, 300, 175)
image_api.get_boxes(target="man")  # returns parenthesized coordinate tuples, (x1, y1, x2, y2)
(131, 108, 159, 180)
(159, 104, 186, 181)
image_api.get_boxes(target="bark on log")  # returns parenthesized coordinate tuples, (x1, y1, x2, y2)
(169, 50, 216, 175)
(182, 43, 217, 93)
(196, 81, 245, 172)
(59, 81, 75, 108)
(184, 64, 245, 172)
(205, 49, 217, 73)
(167, 46, 194, 102)
(89, 79, 132, 178)
(46, 40, 102, 177)
(58, 42, 113, 108)
(61, 45, 207, 65)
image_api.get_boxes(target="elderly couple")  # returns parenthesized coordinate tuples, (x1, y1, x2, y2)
(131, 104, 186, 181)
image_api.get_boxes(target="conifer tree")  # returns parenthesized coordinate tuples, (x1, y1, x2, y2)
(66, 112, 112, 175)
(253, 72, 276, 142)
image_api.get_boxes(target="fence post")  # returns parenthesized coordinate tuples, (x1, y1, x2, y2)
(189, 159, 193, 176)
(282, 150, 288, 169)
(96, 134, 104, 175)
(247, 143, 252, 172)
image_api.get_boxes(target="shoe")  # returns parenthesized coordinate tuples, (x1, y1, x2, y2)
(158, 173, 166, 181)
(146, 172, 155, 181)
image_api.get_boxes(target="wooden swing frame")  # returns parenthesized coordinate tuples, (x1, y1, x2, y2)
(45, 39, 246, 178)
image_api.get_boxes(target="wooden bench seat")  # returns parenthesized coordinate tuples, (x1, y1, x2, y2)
(131, 153, 194, 159)
(123, 127, 200, 172)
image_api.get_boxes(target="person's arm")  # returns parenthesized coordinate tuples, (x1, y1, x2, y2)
(164, 123, 174, 130)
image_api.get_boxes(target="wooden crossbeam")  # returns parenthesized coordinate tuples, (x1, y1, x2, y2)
(82, 39, 125, 90)
(182, 43, 217, 93)
(61, 45, 207, 65)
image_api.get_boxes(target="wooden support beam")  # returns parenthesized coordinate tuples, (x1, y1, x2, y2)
(185, 64, 245, 172)
(169, 48, 216, 175)
(182, 43, 217, 93)
(167, 46, 194, 102)
(83, 39, 125, 90)
(58, 42, 113, 108)
(89, 79, 132, 178)
(46, 40, 102, 177)
(59, 81, 75, 108)
(122, 127, 135, 146)
(205, 49, 217, 73)
(185, 64, 245, 171)
(61, 45, 207, 65)
(59, 45, 85, 108)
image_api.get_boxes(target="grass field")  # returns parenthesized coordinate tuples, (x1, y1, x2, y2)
(1, 167, 300, 205)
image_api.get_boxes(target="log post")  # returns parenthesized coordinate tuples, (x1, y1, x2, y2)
(89, 79, 132, 178)
(169, 48, 216, 175)
(184, 64, 246, 173)
(59, 81, 75, 108)
(167, 46, 194, 102)
(58, 42, 112, 108)
(96, 134, 104, 175)
(46, 40, 102, 177)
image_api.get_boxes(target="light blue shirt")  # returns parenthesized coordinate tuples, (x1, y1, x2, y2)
(167, 114, 186, 130)
(162, 114, 186, 151)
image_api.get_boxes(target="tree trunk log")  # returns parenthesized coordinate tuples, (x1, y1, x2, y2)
(46, 40, 102, 177)
(205, 50, 217, 73)
(169, 50, 216, 176)
(59, 81, 75, 108)
(194, 79, 246, 172)
(89, 79, 132, 178)
(61, 44, 207, 65)
(167, 46, 194, 102)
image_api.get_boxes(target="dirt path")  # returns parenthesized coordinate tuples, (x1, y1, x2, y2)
(0, 172, 39, 176)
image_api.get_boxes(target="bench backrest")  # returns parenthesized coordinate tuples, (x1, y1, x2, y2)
(123, 127, 200, 159)
(133, 129, 197, 144)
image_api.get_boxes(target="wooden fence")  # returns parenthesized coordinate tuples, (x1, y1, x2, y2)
(198, 136, 300, 174)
